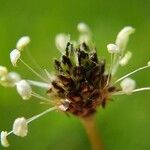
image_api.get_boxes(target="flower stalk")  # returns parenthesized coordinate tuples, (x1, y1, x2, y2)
(81, 115, 104, 150)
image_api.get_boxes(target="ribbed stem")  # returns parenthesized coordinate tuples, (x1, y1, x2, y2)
(81, 115, 104, 150)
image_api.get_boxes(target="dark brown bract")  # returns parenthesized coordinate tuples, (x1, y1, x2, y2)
(48, 42, 116, 117)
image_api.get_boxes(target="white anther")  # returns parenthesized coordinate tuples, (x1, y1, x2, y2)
(55, 34, 70, 53)
(0, 131, 9, 148)
(116, 26, 135, 51)
(119, 51, 132, 66)
(0, 72, 21, 87)
(120, 78, 136, 94)
(0, 66, 8, 77)
(16, 36, 30, 51)
(16, 80, 32, 100)
(77, 22, 90, 33)
(10, 49, 21, 67)
(107, 43, 119, 53)
(13, 117, 28, 137)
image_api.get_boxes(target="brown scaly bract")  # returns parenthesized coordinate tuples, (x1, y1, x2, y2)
(48, 42, 118, 117)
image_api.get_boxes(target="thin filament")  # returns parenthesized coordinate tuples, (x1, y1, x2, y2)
(19, 58, 48, 82)
(27, 106, 58, 123)
(28, 80, 50, 89)
(25, 48, 44, 74)
(112, 87, 150, 95)
(31, 92, 50, 102)
(106, 53, 114, 87)
(114, 65, 150, 84)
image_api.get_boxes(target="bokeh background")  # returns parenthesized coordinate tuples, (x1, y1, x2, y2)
(0, 0, 150, 149)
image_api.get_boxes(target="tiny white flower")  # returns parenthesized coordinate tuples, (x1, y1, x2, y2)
(16, 36, 30, 51)
(116, 26, 135, 51)
(55, 34, 70, 53)
(148, 61, 150, 66)
(107, 43, 119, 54)
(120, 78, 136, 94)
(77, 22, 90, 33)
(13, 117, 28, 137)
(0, 131, 9, 148)
(119, 51, 132, 66)
(16, 80, 32, 100)
(10, 49, 21, 67)
(0, 66, 8, 77)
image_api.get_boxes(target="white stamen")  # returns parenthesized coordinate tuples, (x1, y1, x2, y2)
(27, 80, 51, 89)
(19, 58, 48, 82)
(77, 22, 90, 33)
(0, 72, 21, 87)
(44, 69, 57, 82)
(10, 49, 21, 67)
(55, 34, 70, 53)
(0, 131, 9, 148)
(133, 87, 150, 92)
(16, 80, 32, 100)
(27, 106, 58, 123)
(31, 92, 50, 102)
(3, 106, 58, 144)
(13, 117, 28, 137)
(148, 61, 150, 66)
(0, 66, 8, 77)
(105, 53, 114, 87)
(16, 36, 30, 51)
(107, 43, 119, 54)
(114, 64, 150, 84)
(44, 69, 52, 80)
(120, 78, 136, 94)
(116, 26, 135, 51)
(119, 51, 132, 66)
(112, 87, 150, 96)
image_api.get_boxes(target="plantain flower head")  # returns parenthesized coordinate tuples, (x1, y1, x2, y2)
(0, 23, 149, 148)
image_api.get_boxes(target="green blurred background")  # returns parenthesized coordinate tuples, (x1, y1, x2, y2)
(0, 0, 150, 149)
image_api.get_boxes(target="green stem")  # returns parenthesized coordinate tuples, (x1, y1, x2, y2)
(81, 115, 104, 150)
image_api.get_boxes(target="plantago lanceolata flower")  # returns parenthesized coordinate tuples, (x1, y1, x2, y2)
(0, 23, 150, 148)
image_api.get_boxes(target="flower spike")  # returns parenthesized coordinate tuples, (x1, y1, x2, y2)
(0, 23, 149, 148)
